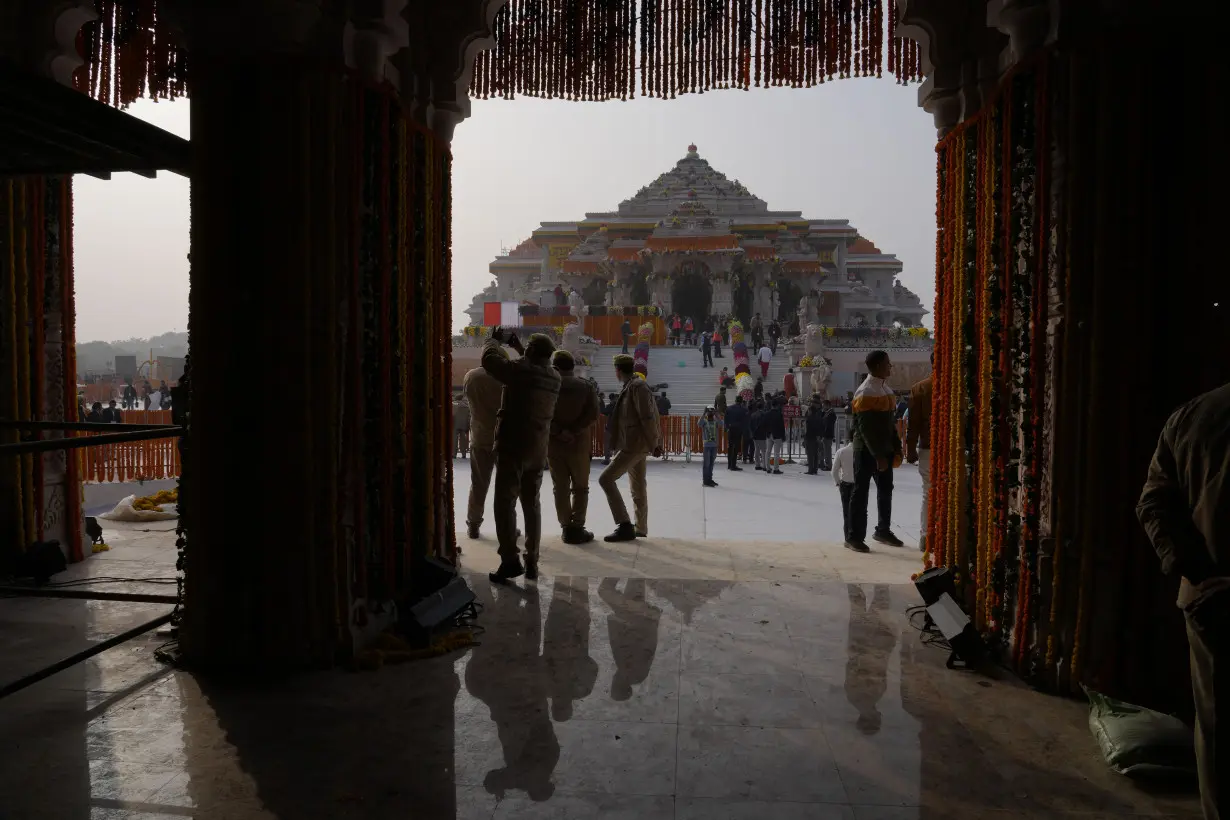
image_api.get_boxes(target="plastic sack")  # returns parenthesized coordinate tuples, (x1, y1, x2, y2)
(1085, 687, 1196, 780)
(98, 494, 178, 522)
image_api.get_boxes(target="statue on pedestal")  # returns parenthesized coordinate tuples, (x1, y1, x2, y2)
(804, 323, 826, 358)
(810, 357, 832, 398)
(568, 289, 587, 320)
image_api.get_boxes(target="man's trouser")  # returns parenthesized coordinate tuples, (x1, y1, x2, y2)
(819, 437, 833, 470)
(753, 438, 768, 471)
(702, 348, 713, 367)
(621, 335, 630, 354)
(849, 448, 893, 544)
(743, 434, 755, 462)
(1187, 591, 1229, 820)
(769, 437, 783, 469)
(455, 428, 469, 457)
(467, 445, 496, 529)
(727, 431, 743, 468)
(760, 362, 769, 378)
(702, 443, 717, 483)
(492, 450, 544, 563)
(918, 448, 931, 552)
(548, 440, 592, 528)
(598, 450, 649, 534)
(838, 482, 854, 542)
(805, 437, 818, 472)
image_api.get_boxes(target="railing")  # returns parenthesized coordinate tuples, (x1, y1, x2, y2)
(811, 326, 933, 349)
(76, 410, 180, 482)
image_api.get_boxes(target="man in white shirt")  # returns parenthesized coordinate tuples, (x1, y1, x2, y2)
(758, 344, 773, 379)
(832, 437, 855, 545)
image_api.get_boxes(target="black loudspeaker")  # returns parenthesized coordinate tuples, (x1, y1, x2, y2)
(8, 540, 67, 585)
(913, 566, 958, 607)
(400, 557, 476, 647)
(914, 566, 988, 670)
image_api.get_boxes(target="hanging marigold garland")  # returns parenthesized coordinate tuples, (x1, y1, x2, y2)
(472, 0, 919, 100)
(75, 0, 188, 107)
(928, 52, 1059, 683)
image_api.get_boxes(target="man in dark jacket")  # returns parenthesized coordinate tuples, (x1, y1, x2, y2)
(723, 395, 749, 471)
(766, 396, 786, 475)
(699, 330, 714, 368)
(750, 401, 770, 472)
(549, 351, 600, 545)
(656, 391, 672, 417)
(803, 397, 826, 474)
(481, 328, 562, 581)
(620, 318, 632, 354)
(768, 320, 781, 354)
(1137, 382, 1230, 819)
(820, 399, 837, 471)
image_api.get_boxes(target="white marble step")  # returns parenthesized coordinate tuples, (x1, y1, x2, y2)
(589, 344, 794, 413)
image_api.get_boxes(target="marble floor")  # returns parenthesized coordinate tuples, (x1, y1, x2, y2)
(0, 466, 1202, 819)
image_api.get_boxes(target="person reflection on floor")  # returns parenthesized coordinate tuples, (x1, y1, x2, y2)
(542, 576, 598, 721)
(465, 583, 560, 802)
(599, 578, 662, 701)
(844, 584, 898, 735)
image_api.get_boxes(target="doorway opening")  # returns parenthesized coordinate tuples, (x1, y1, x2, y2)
(671, 264, 712, 326)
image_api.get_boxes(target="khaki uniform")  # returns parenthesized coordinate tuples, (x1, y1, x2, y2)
(599, 376, 661, 534)
(482, 339, 561, 562)
(463, 367, 503, 530)
(548, 374, 600, 528)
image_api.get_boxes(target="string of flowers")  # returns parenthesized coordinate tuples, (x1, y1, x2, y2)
(472, 0, 918, 101)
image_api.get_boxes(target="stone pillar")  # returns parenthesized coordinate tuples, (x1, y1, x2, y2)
(177, 1, 352, 670)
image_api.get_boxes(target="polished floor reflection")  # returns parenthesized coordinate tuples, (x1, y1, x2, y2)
(0, 572, 1202, 819)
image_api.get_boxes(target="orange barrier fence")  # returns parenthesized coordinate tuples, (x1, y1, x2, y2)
(588, 415, 734, 457)
(77, 410, 181, 483)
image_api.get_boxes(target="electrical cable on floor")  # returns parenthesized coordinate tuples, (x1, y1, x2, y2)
(906, 604, 952, 652)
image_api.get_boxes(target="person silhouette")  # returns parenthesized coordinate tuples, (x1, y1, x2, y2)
(599, 578, 662, 701)
(466, 583, 560, 801)
(843, 584, 898, 735)
(542, 575, 599, 721)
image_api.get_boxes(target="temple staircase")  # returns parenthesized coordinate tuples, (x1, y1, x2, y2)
(588, 344, 794, 415)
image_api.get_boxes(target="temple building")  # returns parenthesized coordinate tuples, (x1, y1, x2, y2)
(464, 145, 928, 332)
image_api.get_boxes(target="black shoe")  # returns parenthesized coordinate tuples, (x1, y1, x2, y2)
(703, 481, 718, 487)
(873, 530, 905, 547)
(604, 522, 638, 542)
(805, 471, 817, 475)
(844, 540, 870, 554)
(731, 466, 743, 471)
(575, 528, 594, 544)
(772, 469, 783, 475)
(489, 559, 525, 584)
(525, 559, 539, 581)
(755, 465, 764, 471)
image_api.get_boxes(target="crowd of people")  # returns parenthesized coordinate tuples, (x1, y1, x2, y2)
(453, 327, 940, 583)
(77, 379, 172, 423)
(457, 327, 662, 583)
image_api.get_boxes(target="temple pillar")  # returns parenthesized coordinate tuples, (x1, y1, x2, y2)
(0, 9, 94, 564)
(177, 2, 351, 669)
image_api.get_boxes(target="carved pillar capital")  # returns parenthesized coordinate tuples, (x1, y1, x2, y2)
(163, 0, 344, 60)
(344, 0, 410, 86)
(987, 0, 1056, 68)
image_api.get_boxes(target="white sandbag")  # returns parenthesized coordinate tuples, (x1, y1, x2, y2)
(98, 494, 178, 522)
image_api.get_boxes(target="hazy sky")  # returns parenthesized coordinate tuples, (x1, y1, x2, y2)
(72, 77, 936, 342)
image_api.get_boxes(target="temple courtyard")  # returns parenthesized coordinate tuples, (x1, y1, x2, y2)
(0, 462, 1203, 819)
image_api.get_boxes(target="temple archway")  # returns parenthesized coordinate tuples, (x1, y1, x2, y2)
(732, 274, 755, 326)
(670, 265, 712, 326)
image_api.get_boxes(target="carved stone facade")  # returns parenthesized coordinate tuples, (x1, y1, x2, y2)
(464, 146, 928, 332)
